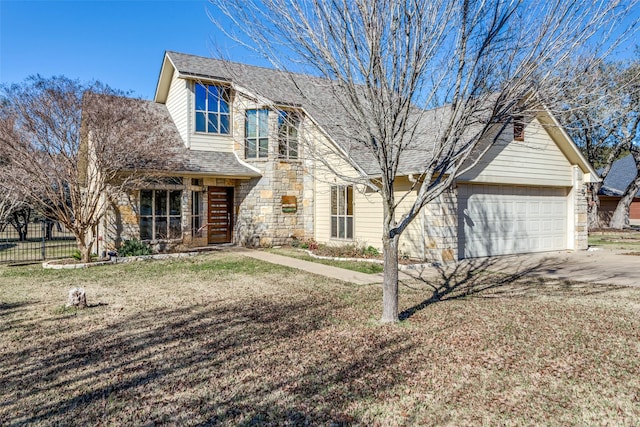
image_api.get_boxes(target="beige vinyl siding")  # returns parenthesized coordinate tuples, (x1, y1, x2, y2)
(190, 134, 234, 152)
(459, 116, 573, 186)
(187, 81, 234, 152)
(395, 178, 424, 259)
(314, 151, 423, 257)
(165, 73, 189, 147)
(353, 189, 384, 250)
(313, 138, 358, 244)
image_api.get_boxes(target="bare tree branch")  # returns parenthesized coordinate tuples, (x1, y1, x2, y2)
(0, 76, 179, 262)
(207, 0, 639, 322)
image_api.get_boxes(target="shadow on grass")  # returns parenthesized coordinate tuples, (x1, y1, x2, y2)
(399, 256, 627, 321)
(1, 296, 414, 426)
(0, 301, 35, 319)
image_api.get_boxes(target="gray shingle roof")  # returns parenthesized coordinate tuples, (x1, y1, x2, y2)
(91, 95, 261, 178)
(168, 52, 504, 177)
(184, 150, 261, 177)
(167, 51, 455, 176)
(599, 154, 640, 197)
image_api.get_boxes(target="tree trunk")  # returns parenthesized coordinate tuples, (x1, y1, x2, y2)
(587, 182, 602, 230)
(609, 151, 640, 229)
(76, 237, 93, 263)
(609, 177, 640, 229)
(381, 233, 400, 323)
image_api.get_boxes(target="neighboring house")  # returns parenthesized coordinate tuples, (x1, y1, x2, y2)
(598, 154, 640, 225)
(92, 51, 597, 263)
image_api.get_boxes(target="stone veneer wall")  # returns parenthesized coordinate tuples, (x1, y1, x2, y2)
(232, 94, 314, 248)
(100, 190, 140, 254)
(98, 180, 203, 255)
(235, 159, 314, 247)
(422, 188, 459, 264)
(574, 182, 589, 250)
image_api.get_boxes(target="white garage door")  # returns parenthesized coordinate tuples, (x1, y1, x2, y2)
(458, 184, 568, 258)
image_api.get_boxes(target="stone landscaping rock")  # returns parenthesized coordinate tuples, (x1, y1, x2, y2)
(66, 287, 87, 309)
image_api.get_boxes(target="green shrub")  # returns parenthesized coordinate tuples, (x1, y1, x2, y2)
(363, 245, 380, 257)
(71, 250, 98, 261)
(119, 239, 152, 257)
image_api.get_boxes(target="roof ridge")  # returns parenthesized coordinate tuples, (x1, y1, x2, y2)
(165, 50, 333, 84)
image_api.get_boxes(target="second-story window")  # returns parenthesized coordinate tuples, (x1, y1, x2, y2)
(278, 111, 300, 159)
(195, 83, 230, 134)
(245, 109, 269, 159)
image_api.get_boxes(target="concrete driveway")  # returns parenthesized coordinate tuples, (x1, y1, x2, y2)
(466, 248, 640, 287)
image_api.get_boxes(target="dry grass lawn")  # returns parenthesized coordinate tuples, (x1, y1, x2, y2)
(1, 252, 639, 426)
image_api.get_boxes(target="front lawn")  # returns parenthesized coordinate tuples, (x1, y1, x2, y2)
(1, 253, 639, 425)
(589, 229, 640, 251)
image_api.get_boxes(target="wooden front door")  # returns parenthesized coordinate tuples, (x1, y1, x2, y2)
(207, 187, 234, 244)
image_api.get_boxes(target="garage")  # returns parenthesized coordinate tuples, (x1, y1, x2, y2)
(458, 184, 569, 258)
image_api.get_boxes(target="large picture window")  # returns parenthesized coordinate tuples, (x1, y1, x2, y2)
(331, 185, 353, 239)
(140, 190, 182, 240)
(195, 83, 230, 134)
(245, 109, 269, 159)
(278, 111, 300, 159)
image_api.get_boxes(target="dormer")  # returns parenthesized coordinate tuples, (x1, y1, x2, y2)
(154, 52, 235, 153)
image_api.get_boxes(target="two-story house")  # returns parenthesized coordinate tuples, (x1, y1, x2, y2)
(94, 51, 598, 263)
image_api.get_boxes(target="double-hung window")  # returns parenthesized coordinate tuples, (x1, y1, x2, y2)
(330, 185, 353, 239)
(195, 83, 230, 134)
(140, 190, 182, 240)
(278, 111, 300, 159)
(245, 109, 269, 159)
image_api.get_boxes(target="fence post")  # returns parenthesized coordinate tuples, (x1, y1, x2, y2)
(41, 220, 46, 260)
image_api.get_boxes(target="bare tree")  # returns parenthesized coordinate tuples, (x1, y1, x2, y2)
(609, 147, 640, 228)
(547, 58, 640, 229)
(0, 139, 27, 233)
(0, 76, 179, 262)
(209, 0, 637, 322)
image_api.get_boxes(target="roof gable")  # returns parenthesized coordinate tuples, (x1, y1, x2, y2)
(154, 51, 595, 180)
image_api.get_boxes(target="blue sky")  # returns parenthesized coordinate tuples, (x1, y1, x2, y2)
(0, 0, 265, 100)
(1, 1, 638, 101)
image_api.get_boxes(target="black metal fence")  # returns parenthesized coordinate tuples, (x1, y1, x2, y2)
(0, 220, 76, 264)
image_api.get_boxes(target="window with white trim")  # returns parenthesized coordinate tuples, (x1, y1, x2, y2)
(278, 111, 300, 159)
(195, 83, 230, 134)
(140, 190, 182, 240)
(245, 109, 269, 159)
(331, 185, 353, 239)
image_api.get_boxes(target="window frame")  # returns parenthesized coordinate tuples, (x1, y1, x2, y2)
(278, 110, 301, 160)
(139, 189, 183, 241)
(330, 185, 354, 240)
(194, 83, 231, 135)
(245, 109, 270, 159)
(191, 190, 202, 237)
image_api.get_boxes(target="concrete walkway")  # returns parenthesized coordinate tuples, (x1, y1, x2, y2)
(236, 248, 383, 285)
(235, 247, 640, 288)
